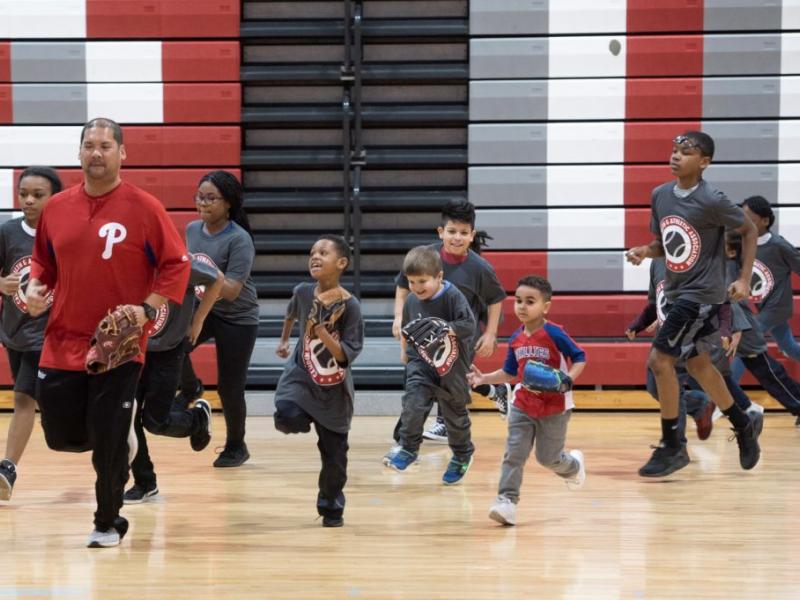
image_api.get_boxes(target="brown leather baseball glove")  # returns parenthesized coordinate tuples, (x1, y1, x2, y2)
(306, 286, 351, 338)
(86, 304, 143, 374)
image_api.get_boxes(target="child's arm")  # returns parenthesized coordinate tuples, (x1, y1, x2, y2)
(626, 238, 664, 265)
(276, 317, 295, 358)
(187, 269, 224, 344)
(729, 209, 757, 300)
(625, 302, 658, 340)
(474, 300, 502, 357)
(448, 294, 477, 341)
(565, 360, 586, 383)
(392, 285, 409, 340)
(467, 364, 515, 387)
(313, 324, 347, 363)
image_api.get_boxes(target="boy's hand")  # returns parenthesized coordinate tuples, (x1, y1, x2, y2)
(625, 328, 636, 341)
(275, 340, 291, 358)
(391, 315, 402, 340)
(0, 273, 21, 295)
(466, 364, 484, 387)
(625, 246, 649, 266)
(728, 278, 750, 301)
(474, 331, 497, 357)
(723, 331, 742, 358)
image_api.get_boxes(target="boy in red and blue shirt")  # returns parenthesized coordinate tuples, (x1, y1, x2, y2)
(468, 275, 586, 526)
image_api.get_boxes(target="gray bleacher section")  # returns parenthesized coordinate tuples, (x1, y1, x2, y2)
(240, 0, 469, 401)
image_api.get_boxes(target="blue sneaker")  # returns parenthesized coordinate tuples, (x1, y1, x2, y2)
(442, 454, 473, 485)
(383, 447, 418, 471)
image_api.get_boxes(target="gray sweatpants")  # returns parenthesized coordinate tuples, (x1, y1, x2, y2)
(399, 360, 474, 461)
(498, 405, 578, 503)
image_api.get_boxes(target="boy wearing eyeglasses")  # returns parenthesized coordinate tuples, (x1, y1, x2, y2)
(626, 131, 762, 477)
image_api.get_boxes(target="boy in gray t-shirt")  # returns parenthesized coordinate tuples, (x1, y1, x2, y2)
(384, 246, 477, 486)
(273, 235, 364, 527)
(626, 130, 762, 478)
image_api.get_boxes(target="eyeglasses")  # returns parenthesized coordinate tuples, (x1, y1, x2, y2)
(195, 194, 224, 205)
(672, 135, 698, 150)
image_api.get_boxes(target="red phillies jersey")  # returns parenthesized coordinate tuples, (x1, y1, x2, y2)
(503, 321, 586, 419)
(31, 181, 191, 370)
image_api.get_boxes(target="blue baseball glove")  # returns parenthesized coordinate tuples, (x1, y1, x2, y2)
(522, 360, 573, 393)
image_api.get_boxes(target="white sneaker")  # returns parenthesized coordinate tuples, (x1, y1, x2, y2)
(87, 527, 120, 548)
(422, 420, 448, 443)
(565, 449, 586, 490)
(489, 496, 516, 526)
(746, 402, 765, 416)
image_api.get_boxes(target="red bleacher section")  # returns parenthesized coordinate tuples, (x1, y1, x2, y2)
(626, 35, 704, 76)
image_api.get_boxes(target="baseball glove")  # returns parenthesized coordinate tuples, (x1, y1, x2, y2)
(522, 360, 573, 393)
(402, 316, 450, 356)
(307, 286, 352, 338)
(86, 304, 143, 374)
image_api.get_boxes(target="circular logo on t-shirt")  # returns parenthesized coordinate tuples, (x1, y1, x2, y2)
(192, 253, 217, 300)
(661, 216, 701, 273)
(147, 303, 170, 337)
(750, 259, 774, 304)
(10, 255, 54, 313)
(655, 280, 667, 325)
(418, 332, 459, 376)
(303, 332, 345, 386)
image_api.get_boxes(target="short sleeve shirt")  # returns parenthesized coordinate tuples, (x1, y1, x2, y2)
(750, 233, 800, 328)
(185, 220, 259, 326)
(274, 282, 364, 433)
(650, 180, 745, 304)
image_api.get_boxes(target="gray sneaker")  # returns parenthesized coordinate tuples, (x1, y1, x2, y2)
(422, 419, 448, 443)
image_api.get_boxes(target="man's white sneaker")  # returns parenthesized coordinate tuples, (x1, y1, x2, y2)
(489, 496, 516, 526)
(565, 449, 586, 490)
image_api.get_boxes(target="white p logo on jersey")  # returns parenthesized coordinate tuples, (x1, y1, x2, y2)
(99, 223, 127, 259)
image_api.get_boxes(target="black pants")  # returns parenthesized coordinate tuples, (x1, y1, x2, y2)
(742, 353, 800, 415)
(132, 344, 205, 488)
(274, 400, 348, 519)
(184, 313, 258, 448)
(37, 362, 140, 531)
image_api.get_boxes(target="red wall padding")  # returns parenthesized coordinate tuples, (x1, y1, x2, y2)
(122, 126, 240, 167)
(86, 1, 240, 38)
(627, 0, 704, 33)
(162, 42, 240, 81)
(626, 35, 704, 77)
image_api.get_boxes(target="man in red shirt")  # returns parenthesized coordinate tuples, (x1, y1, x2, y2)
(27, 118, 190, 548)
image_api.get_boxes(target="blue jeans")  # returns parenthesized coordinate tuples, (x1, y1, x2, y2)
(732, 319, 800, 382)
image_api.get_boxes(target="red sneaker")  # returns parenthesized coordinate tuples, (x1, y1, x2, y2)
(694, 401, 715, 441)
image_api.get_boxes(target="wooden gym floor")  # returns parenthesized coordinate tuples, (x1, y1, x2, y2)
(0, 412, 798, 599)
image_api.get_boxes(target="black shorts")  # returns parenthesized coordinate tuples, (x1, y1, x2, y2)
(6, 348, 41, 397)
(653, 298, 721, 359)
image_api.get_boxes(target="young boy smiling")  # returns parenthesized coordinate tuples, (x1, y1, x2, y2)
(468, 275, 586, 526)
(273, 235, 364, 527)
(385, 245, 477, 485)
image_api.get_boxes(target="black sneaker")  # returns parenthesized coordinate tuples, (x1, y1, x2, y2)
(732, 412, 762, 470)
(173, 381, 204, 412)
(213, 444, 250, 468)
(123, 484, 159, 504)
(638, 444, 690, 477)
(190, 399, 212, 452)
(0, 459, 17, 501)
(322, 516, 344, 527)
(795, 416, 800, 429)
(493, 383, 512, 420)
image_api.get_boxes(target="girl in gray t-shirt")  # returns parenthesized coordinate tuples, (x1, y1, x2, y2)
(182, 171, 259, 468)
